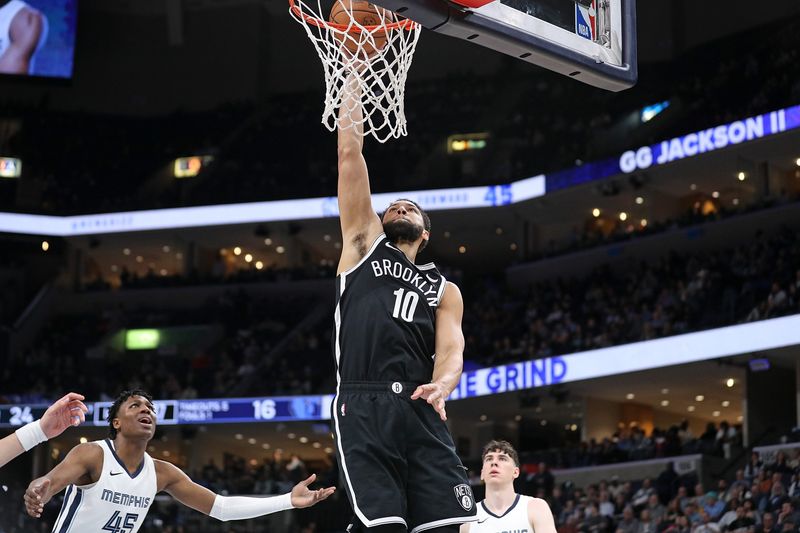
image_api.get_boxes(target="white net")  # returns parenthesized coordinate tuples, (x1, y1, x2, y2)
(289, 0, 422, 143)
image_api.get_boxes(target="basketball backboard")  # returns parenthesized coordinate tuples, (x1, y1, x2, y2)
(371, 0, 637, 91)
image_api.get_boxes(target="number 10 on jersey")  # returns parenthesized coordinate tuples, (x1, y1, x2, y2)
(392, 288, 419, 322)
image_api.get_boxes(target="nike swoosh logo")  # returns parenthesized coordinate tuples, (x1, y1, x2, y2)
(477, 519, 489, 524)
(110, 471, 123, 476)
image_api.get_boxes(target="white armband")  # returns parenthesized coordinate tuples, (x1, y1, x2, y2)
(15, 420, 48, 452)
(209, 492, 294, 522)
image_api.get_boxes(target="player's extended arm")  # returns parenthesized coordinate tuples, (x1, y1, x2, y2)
(0, 7, 44, 74)
(336, 72, 382, 273)
(24, 442, 101, 518)
(529, 497, 558, 533)
(158, 461, 335, 521)
(0, 392, 88, 469)
(412, 282, 465, 421)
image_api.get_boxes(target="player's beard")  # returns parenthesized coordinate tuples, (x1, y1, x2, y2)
(384, 219, 423, 247)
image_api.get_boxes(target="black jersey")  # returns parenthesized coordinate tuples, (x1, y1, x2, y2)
(333, 233, 447, 384)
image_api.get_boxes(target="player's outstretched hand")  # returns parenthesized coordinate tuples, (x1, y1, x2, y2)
(290, 474, 336, 508)
(24, 477, 51, 518)
(40, 392, 89, 439)
(411, 382, 448, 421)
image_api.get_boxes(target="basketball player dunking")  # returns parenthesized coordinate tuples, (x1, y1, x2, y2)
(461, 441, 557, 533)
(0, 0, 47, 75)
(23, 390, 335, 532)
(332, 72, 477, 533)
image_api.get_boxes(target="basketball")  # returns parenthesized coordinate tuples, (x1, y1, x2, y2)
(329, 1, 390, 56)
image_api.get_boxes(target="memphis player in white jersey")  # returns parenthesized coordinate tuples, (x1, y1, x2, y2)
(24, 389, 335, 532)
(461, 440, 557, 533)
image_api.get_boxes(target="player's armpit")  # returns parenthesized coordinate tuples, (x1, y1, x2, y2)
(24, 442, 101, 516)
(156, 459, 216, 515)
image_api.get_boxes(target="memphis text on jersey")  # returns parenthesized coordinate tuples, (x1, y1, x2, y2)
(101, 489, 151, 509)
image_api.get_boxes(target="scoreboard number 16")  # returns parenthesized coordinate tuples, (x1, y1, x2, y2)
(252, 399, 276, 420)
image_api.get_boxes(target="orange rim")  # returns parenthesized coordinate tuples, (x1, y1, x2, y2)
(289, 0, 418, 33)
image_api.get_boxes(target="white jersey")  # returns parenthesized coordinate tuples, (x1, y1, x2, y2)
(52, 439, 157, 533)
(471, 494, 533, 533)
(0, 0, 27, 56)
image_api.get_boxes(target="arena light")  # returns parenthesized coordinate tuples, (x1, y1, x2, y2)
(173, 155, 214, 178)
(0, 157, 21, 178)
(641, 101, 670, 123)
(447, 133, 489, 154)
(125, 329, 160, 350)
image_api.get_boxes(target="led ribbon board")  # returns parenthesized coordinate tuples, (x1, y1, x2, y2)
(547, 104, 800, 192)
(0, 104, 797, 236)
(2, 315, 799, 427)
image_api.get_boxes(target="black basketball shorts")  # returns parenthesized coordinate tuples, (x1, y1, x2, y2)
(332, 382, 477, 532)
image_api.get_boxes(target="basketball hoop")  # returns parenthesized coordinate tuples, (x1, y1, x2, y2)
(288, 0, 422, 143)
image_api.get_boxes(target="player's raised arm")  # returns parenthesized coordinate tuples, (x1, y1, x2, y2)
(412, 281, 465, 421)
(157, 461, 335, 521)
(0, 392, 88, 469)
(337, 72, 383, 273)
(24, 442, 102, 518)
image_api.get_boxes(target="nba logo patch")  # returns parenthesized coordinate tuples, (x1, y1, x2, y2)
(453, 484, 474, 511)
(340, 403, 346, 417)
(575, 0, 596, 41)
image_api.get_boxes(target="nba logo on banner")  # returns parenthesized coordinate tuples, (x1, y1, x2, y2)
(575, 1, 596, 41)
(454, 484, 474, 511)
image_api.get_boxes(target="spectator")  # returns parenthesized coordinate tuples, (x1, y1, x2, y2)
(729, 505, 757, 533)
(704, 492, 726, 521)
(759, 512, 778, 533)
(638, 509, 656, 533)
(617, 506, 640, 533)
(645, 493, 666, 524)
(582, 503, 609, 533)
